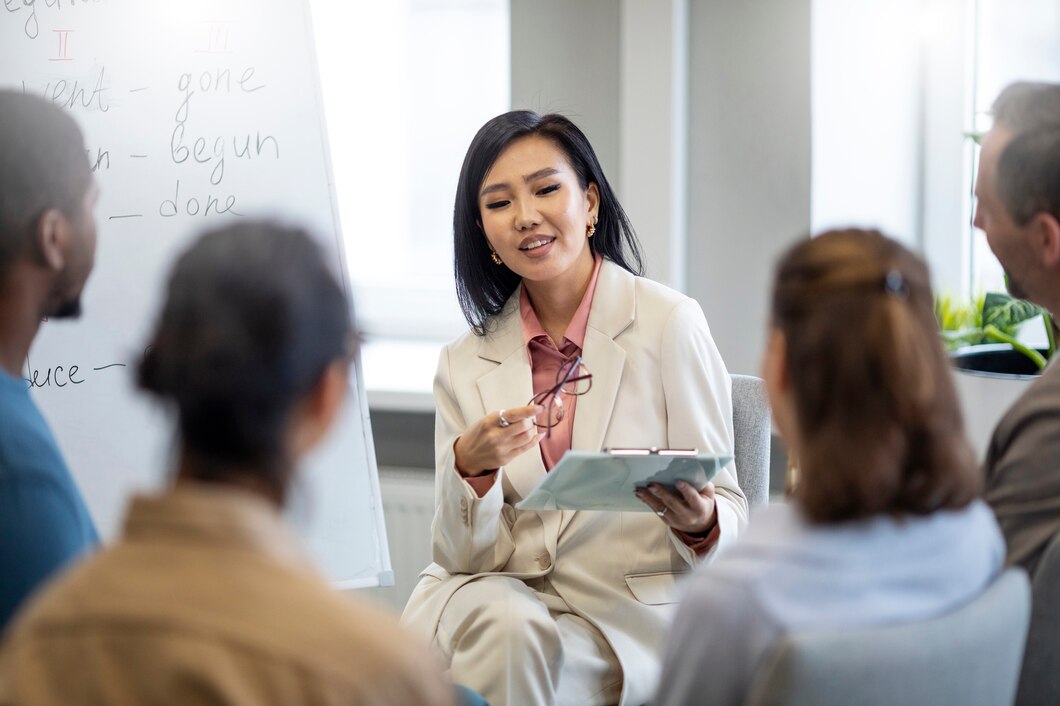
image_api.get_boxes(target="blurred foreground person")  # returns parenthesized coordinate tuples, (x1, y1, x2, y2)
(0, 223, 453, 706)
(0, 91, 99, 631)
(655, 229, 1004, 706)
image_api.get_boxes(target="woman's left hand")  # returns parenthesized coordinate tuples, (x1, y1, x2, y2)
(635, 481, 717, 535)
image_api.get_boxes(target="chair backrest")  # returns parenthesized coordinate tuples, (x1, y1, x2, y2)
(730, 374, 771, 507)
(743, 568, 1031, 706)
(1015, 530, 1060, 706)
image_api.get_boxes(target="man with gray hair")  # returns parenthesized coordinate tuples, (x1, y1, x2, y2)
(975, 80, 1060, 578)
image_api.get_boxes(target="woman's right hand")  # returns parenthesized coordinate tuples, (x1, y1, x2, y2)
(454, 404, 542, 477)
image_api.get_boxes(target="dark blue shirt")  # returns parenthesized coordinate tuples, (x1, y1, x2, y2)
(0, 369, 98, 632)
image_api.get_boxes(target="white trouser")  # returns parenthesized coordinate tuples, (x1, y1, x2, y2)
(433, 575, 623, 706)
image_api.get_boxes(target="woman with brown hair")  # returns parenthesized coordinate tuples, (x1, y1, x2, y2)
(654, 229, 1004, 706)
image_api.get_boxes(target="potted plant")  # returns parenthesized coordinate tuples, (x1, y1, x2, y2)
(936, 292, 1056, 459)
(937, 291, 1055, 373)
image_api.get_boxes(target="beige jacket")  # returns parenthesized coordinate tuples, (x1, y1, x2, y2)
(402, 261, 748, 706)
(0, 484, 452, 706)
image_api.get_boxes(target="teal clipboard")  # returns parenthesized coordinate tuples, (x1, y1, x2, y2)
(515, 449, 734, 512)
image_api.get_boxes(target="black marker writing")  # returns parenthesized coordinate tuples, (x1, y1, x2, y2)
(4, 0, 40, 40)
(26, 363, 84, 388)
(22, 64, 110, 112)
(6, 0, 106, 42)
(170, 126, 279, 185)
(87, 146, 109, 172)
(174, 66, 265, 122)
(159, 179, 242, 218)
(171, 67, 275, 184)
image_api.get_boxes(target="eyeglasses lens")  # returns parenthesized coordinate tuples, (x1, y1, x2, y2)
(558, 359, 592, 395)
(533, 393, 564, 428)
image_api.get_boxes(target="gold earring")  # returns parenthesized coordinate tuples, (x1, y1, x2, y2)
(587, 220, 596, 238)
(491, 251, 502, 265)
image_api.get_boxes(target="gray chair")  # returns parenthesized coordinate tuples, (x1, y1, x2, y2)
(1015, 530, 1060, 706)
(730, 374, 771, 507)
(743, 568, 1031, 706)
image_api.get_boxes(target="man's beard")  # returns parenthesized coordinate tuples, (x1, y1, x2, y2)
(1004, 269, 1030, 301)
(51, 297, 83, 320)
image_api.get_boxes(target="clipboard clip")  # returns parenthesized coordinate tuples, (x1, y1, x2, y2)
(605, 447, 699, 456)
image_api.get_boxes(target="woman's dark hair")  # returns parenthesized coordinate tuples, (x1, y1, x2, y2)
(453, 111, 643, 335)
(138, 222, 355, 495)
(771, 229, 978, 524)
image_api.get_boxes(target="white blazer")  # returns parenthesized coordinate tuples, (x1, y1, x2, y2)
(402, 260, 749, 706)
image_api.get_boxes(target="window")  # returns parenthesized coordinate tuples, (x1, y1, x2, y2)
(309, 0, 510, 341)
(812, 0, 1060, 303)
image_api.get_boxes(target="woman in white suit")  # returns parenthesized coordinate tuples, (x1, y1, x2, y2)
(401, 111, 748, 706)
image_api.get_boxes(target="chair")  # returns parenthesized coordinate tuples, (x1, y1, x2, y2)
(743, 568, 1031, 706)
(1015, 530, 1060, 706)
(730, 374, 771, 507)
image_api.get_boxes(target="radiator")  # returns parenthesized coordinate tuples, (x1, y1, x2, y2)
(361, 467, 437, 613)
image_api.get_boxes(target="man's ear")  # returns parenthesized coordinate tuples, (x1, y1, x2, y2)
(35, 209, 69, 271)
(1035, 211, 1060, 270)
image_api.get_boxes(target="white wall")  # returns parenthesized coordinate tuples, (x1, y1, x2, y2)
(509, 0, 621, 179)
(687, 0, 812, 375)
(619, 0, 689, 290)
(920, 0, 975, 296)
(811, 0, 977, 299)
(811, 0, 925, 245)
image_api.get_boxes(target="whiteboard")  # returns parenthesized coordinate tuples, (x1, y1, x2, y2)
(0, 0, 393, 589)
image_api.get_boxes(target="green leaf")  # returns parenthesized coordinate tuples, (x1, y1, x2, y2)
(935, 293, 982, 332)
(982, 292, 1046, 334)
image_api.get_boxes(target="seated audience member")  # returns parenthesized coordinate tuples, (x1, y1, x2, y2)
(654, 229, 1005, 706)
(0, 223, 453, 706)
(0, 91, 99, 632)
(975, 81, 1060, 578)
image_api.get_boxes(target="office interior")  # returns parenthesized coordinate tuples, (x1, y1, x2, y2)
(335, 0, 1060, 610)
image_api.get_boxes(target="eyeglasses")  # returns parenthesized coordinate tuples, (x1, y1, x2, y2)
(529, 356, 592, 437)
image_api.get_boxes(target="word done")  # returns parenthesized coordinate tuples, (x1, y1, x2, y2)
(159, 179, 242, 218)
